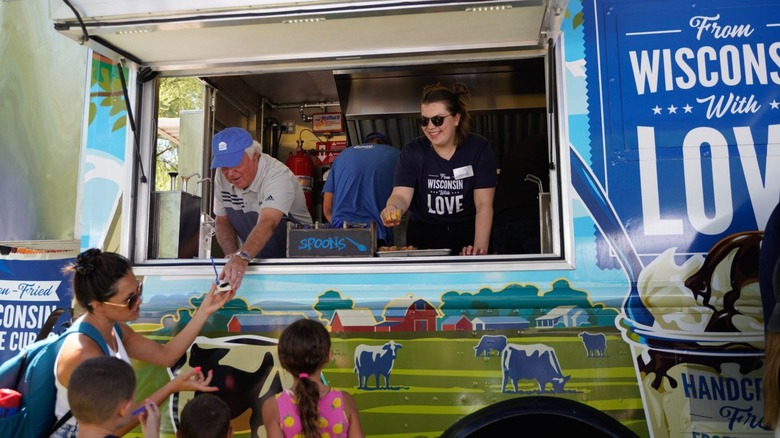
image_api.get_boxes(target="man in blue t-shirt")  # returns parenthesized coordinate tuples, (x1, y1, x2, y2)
(322, 132, 400, 246)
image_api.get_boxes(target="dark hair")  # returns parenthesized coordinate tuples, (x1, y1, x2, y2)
(68, 356, 136, 424)
(179, 393, 232, 438)
(277, 319, 331, 438)
(363, 132, 390, 145)
(421, 82, 472, 146)
(63, 248, 133, 311)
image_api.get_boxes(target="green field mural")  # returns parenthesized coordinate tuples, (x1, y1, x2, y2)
(128, 284, 647, 438)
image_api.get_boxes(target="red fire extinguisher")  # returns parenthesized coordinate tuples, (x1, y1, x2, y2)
(286, 140, 314, 217)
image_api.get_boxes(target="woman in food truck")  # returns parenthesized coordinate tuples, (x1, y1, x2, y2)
(381, 82, 497, 256)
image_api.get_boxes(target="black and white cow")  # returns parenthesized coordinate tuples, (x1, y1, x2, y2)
(578, 331, 607, 357)
(500, 343, 571, 393)
(169, 335, 292, 438)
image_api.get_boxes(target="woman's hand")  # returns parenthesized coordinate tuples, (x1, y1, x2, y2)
(198, 283, 236, 316)
(171, 366, 219, 393)
(460, 245, 488, 256)
(380, 206, 403, 227)
(382, 189, 413, 227)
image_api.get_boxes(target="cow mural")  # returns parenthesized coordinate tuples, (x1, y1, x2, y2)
(473, 335, 508, 357)
(500, 343, 571, 393)
(578, 332, 607, 357)
(169, 335, 293, 438)
(354, 340, 403, 389)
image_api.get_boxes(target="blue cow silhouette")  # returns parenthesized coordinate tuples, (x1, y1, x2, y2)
(354, 341, 403, 389)
(474, 335, 508, 357)
(578, 332, 607, 357)
(501, 343, 571, 393)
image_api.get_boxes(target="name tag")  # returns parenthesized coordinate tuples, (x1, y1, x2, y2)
(453, 165, 474, 180)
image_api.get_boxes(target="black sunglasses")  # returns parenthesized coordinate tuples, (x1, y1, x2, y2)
(417, 114, 451, 127)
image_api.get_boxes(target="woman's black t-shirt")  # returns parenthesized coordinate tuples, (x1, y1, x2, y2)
(395, 133, 497, 225)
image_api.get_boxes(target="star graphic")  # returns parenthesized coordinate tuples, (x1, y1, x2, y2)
(771, 100, 780, 110)
(652, 105, 662, 115)
(667, 105, 677, 114)
(683, 104, 693, 113)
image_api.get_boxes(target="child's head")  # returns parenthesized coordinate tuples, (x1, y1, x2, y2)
(278, 319, 332, 437)
(68, 356, 136, 426)
(278, 318, 331, 376)
(177, 393, 232, 438)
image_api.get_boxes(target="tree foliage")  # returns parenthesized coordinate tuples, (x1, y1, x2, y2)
(314, 290, 355, 323)
(159, 77, 204, 118)
(155, 77, 204, 190)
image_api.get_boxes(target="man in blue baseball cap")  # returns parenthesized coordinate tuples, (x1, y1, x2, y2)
(211, 127, 312, 290)
(211, 126, 253, 169)
(322, 132, 400, 247)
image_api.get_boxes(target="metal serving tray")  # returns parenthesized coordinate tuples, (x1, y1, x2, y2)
(376, 249, 451, 257)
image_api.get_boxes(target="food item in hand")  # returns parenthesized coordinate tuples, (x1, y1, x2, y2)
(382, 208, 402, 222)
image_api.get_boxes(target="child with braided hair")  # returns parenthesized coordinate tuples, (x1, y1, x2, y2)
(262, 319, 364, 438)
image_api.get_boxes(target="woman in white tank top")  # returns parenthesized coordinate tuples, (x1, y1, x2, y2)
(51, 248, 235, 438)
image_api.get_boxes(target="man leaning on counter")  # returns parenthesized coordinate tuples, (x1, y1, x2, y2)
(210, 127, 312, 290)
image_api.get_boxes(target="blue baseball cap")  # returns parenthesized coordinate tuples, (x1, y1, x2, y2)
(364, 132, 390, 145)
(211, 127, 253, 169)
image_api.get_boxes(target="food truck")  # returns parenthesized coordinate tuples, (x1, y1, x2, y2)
(1, 0, 779, 436)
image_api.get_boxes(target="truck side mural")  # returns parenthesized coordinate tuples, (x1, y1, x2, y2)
(2, 0, 779, 437)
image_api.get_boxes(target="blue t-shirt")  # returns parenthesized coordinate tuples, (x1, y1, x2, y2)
(394, 133, 497, 225)
(323, 143, 400, 242)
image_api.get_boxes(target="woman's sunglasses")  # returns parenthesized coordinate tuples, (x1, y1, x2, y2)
(103, 281, 143, 309)
(417, 114, 451, 127)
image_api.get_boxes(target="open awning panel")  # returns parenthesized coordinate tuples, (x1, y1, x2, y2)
(50, 0, 566, 75)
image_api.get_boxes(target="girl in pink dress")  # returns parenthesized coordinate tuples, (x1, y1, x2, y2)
(262, 319, 364, 438)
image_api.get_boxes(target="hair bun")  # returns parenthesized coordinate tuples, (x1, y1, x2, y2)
(75, 248, 101, 275)
(452, 82, 470, 97)
(74, 265, 92, 275)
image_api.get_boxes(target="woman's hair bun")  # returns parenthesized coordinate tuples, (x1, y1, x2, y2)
(75, 248, 101, 275)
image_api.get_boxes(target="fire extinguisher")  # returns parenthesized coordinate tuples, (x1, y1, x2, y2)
(286, 140, 314, 217)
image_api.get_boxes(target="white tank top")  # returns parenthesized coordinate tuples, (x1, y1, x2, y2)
(53, 324, 131, 426)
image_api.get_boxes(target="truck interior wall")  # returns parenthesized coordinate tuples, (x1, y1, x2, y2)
(344, 111, 548, 169)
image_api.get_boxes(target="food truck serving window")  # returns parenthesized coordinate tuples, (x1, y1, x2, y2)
(52, 0, 570, 268)
(134, 55, 569, 268)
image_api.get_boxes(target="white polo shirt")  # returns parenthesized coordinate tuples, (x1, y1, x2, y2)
(214, 152, 312, 242)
